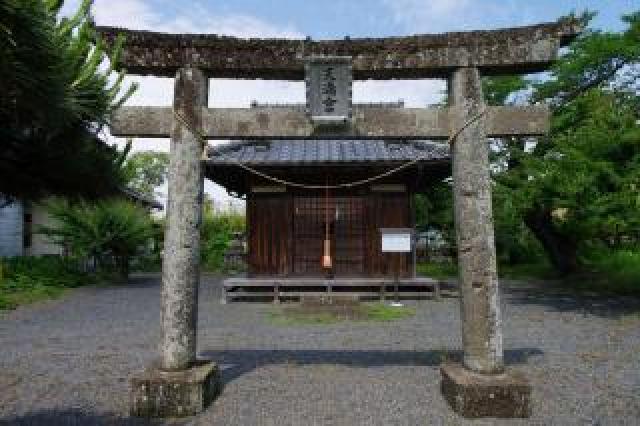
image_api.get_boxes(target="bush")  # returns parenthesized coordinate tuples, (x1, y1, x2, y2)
(416, 261, 458, 279)
(0, 256, 90, 310)
(416, 259, 556, 280)
(577, 248, 640, 294)
(1, 256, 87, 288)
(417, 247, 640, 295)
(39, 199, 154, 279)
(201, 209, 245, 272)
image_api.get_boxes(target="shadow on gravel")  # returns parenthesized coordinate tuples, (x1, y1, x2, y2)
(117, 275, 161, 289)
(505, 289, 640, 319)
(0, 409, 163, 426)
(199, 348, 543, 385)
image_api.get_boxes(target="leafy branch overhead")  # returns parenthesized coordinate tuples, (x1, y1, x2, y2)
(533, 11, 640, 106)
(0, 0, 138, 200)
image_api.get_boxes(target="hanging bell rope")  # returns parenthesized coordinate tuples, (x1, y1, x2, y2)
(321, 175, 332, 270)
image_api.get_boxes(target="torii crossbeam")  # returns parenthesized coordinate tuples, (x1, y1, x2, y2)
(99, 19, 582, 419)
(96, 20, 580, 79)
(110, 105, 549, 140)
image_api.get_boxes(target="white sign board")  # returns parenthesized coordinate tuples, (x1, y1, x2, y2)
(381, 229, 413, 253)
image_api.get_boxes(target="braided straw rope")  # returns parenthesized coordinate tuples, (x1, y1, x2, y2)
(173, 107, 488, 190)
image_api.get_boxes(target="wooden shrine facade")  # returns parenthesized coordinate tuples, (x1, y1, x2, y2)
(248, 187, 414, 278)
(248, 188, 414, 278)
(207, 137, 450, 278)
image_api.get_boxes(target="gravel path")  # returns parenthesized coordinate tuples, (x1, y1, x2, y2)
(0, 275, 639, 425)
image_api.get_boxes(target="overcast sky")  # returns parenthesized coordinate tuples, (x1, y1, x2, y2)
(63, 0, 638, 211)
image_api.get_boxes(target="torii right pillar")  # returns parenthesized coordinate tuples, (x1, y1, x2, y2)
(441, 66, 531, 418)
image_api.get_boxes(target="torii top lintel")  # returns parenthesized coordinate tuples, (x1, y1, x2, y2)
(95, 18, 582, 80)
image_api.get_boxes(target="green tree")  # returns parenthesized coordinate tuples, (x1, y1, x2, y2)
(419, 12, 639, 275)
(0, 0, 136, 200)
(200, 196, 246, 271)
(38, 199, 154, 279)
(121, 149, 170, 198)
(415, 183, 454, 238)
(515, 89, 639, 273)
(481, 75, 548, 265)
(492, 12, 640, 275)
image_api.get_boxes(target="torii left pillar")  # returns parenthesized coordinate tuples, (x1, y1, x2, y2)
(130, 67, 220, 418)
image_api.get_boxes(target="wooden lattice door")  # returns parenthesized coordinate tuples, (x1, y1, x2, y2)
(333, 196, 365, 275)
(293, 195, 365, 276)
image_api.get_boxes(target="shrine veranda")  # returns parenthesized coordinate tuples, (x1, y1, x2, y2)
(95, 19, 583, 418)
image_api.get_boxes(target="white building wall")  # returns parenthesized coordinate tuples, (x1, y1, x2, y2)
(0, 199, 24, 257)
(27, 203, 64, 257)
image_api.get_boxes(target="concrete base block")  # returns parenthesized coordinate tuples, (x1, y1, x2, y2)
(130, 359, 220, 417)
(440, 362, 531, 418)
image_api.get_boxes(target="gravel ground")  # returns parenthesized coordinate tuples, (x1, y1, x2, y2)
(0, 274, 639, 425)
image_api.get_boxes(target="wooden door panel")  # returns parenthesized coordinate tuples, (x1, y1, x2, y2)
(293, 195, 365, 276)
(248, 194, 290, 276)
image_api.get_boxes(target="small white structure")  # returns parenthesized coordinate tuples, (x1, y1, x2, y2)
(0, 198, 63, 257)
(0, 198, 24, 257)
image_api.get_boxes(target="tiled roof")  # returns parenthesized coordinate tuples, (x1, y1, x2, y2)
(206, 140, 449, 165)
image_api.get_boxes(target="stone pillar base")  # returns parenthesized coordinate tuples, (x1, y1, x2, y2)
(440, 363, 531, 418)
(130, 359, 220, 417)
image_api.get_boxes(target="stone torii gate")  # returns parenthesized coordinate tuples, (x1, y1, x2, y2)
(97, 19, 581, 419)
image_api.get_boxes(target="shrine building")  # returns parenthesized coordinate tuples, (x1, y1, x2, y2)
(206, 103, 450, 281)
(96, 17, 582, 418)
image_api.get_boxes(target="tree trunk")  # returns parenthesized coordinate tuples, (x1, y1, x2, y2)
(524, 208, 578, 276)
(118, 255, 130, 282)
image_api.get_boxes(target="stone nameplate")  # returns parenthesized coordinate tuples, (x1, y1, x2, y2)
(305, 56, 352, 126)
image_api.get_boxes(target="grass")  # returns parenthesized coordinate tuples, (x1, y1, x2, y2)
(498, 260, 557, 280)
(0, 284, 67, 310)
(268, 309, 341, 325)
(364, 302, 416, 321)
(268, 302, 416, 326)
(416, 248, 640, 295)
(0, 256, 90, 310)
(566, 249, 640, 295)
(416, 262, 458, 279)
(417, 260, 555, 281)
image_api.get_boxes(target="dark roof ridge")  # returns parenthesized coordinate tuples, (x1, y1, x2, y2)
(206, 139, 450, 165)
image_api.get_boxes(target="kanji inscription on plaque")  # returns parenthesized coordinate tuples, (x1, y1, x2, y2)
(305, 56, 352, 125)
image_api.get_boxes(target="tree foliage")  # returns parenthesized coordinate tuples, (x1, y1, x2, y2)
(494, 11, 640, 274)
(418, 12, 639, 276)
(121, 149, 170, 198)
(533, 12, 640, 105)
(200, 196, 246, 271)
(0, 0, 136, 200)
